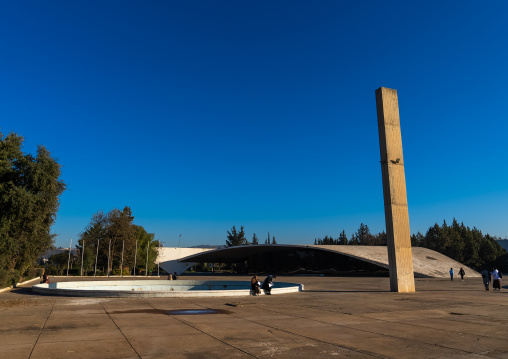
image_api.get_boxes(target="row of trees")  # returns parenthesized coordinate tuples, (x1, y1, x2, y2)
(226, 226, 277, 247)
(77, 207, 159, 275)
(313, 220, 507, 271)
(0, 132, 66, 287)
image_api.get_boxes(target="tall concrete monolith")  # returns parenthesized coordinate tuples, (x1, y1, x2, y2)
(375, 87, 415, 293)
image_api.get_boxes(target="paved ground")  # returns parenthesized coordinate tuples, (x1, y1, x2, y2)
(0, 275, 507, 359)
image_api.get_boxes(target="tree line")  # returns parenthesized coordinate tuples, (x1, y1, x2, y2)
(313, 220, 507, 271)
(225, 225, 277, 247)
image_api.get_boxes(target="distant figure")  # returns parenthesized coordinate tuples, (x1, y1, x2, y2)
(40, 274, 50, 284)
(458, 268, 465, 281)
(168, 274, 173, 280)
(481, 269, 490, 290)
(262, 275, 276, 295)
(449, 268, 454, 281)
(491, 268, 501, 291)
(173, 272, 178, 281)
(250, 275, 261, 296)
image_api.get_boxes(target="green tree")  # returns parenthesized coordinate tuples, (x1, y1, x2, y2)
(338, 230, 348, 245)
(77, 210, 109, 273)
(252, 233, 259, 245)
(107, 207, 136, 272)
(77, 208, 157, 275)
(272, 236, 277, 244)
(356, 223, 374, 245)
(226, 225, 248, 247)
(411, 232, 424, 247)
(133, 224, 158, 274)
(0, 132, 66, 275)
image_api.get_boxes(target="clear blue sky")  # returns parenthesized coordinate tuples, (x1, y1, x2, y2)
(1, 1, 507, 248)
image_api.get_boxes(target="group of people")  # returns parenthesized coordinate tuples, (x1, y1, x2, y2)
(481, 268, 503, 291)
(450, 267, 503, 291)
(167, 272, 178, 280)
(250, 274, 276, 296)
(449, 267, 466, 281)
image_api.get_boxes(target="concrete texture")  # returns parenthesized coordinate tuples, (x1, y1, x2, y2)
(313, 246, 481, 279)
(157, 247, 214, 275)
(1, 275, 506, 358)
(31, 280, 303, 297)
(376, 87, 415, 293)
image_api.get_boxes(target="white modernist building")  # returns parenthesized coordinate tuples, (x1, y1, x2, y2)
(156, 247, 214, 275)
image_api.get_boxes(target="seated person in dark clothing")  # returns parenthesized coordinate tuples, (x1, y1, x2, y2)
(262, 275, 276, 295)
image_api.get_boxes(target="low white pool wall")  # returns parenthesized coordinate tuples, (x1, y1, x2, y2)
(32, 280, 304, 298)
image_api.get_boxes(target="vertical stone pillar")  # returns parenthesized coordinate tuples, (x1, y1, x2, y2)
(375, 87, 415, 293)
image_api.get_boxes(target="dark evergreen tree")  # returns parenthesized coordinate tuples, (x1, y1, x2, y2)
(356, 223, 374, 245)
(252, 233, 259, 245)
(226, 225, 248, 247)
(338, 230, 348, 245)
(349, 233, 359, 245)
(411, 232, 424, 247)
(272, 236, 277, 244)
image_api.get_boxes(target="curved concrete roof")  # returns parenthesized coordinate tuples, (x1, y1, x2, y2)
(178, 244, 480, 278)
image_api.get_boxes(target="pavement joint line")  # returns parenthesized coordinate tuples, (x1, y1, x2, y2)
(304, 302, 508, 341)
(100, 301, 142, 359)
(145, 300, 259, 358)
(28, 300, 55, 359)
(364, 311, 508, 343)
(257, 305, 486, 357)
(186, 301, 386, 359)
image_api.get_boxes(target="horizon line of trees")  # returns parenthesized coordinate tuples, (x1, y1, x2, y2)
(226, 226, 277, 247)
(313, 219, 507, 271)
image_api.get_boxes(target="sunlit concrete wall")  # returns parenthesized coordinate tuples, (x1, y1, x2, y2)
(157, 247, 214, 275)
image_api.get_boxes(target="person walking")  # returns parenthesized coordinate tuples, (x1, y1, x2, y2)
(481, 269, 490, 290)
(458, 267, 465, 281)
(491, 268, 501, 291)
(449, 268, 454, 281)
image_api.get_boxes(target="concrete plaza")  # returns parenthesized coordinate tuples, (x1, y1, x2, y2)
(1, 275, 507, 359)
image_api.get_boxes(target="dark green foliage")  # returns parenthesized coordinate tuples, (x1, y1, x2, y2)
(338, 230, 348, 245)
(356, 223, 373, 245)
(411, 218, 506, 270)
(0, 132, 66, 277)
(77, 207, 158, 275)
(311, 219, 506, 270)
(226, 225, 248, 247)
(272, 236, 277, 244)
(252, 233, 259, 245)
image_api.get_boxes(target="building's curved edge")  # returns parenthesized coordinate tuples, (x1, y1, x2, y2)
(176, 245, 481, 279)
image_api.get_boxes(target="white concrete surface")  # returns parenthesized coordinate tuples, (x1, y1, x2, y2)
(157, 247, 214, 274)
(31, 279, 303, 297)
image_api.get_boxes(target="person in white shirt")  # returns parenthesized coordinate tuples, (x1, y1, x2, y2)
(491, 269, 501, 291)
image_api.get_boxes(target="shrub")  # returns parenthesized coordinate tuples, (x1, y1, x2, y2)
(0, 269, 22, 288)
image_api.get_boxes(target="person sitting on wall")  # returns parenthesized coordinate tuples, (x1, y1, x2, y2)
(262, 275, 276, 295)
(40, 274, 50, 284)
(173, 272, 178, 280)
(250, 275, 261, 296)
(168, 274, 173, 280)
